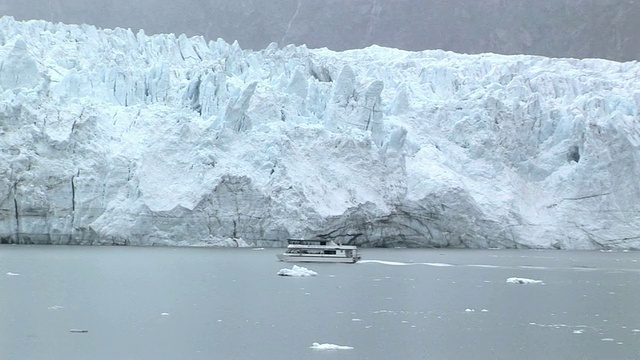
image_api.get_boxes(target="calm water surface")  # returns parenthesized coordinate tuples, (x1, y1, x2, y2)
(1, 246, 639, 360)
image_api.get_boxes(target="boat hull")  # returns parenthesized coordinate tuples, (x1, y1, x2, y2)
(277, 253, 360, 263)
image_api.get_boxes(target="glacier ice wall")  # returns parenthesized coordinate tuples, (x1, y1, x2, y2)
(1, 17, 639, 249)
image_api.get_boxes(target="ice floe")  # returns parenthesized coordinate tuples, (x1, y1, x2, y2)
(277, 265, 317, 277)
(310, 342, 354, 350)
(360, 260, 454, 267)
(506, 277, 544, 284)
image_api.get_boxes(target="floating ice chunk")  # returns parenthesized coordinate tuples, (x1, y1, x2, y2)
(506, 277, 544, 284)
(426, 263, 455, 267)
(465, 308, 475, 312)
(48, 305, 64, 310)
(277, 265, 317, 277)
(573, 329, 584, 334)
(310, 342, 354, 350)
(161, 313, 170, 316)
(360, 260, 406, 266)
(359, 260, 454, 267)
(6, 272, 20, 276)
(470, 264, 502, 268)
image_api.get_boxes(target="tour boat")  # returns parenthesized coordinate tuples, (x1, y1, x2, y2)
(276, 239, 361, 263)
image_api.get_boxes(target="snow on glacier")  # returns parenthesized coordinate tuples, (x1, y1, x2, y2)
(1, 16, 639, 249)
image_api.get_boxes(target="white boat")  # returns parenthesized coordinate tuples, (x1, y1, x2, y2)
(276, 239, 361, 263)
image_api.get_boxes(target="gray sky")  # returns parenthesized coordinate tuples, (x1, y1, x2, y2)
(2, 0, 639, 61)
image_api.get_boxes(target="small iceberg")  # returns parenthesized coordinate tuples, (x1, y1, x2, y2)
(506, 277, 544, 284)
(310, 342, 354, 350)
(6, 272, 20, 276)
(277, 265, 317, 277)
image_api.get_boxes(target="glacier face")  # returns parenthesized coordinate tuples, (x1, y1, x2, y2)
(1, 17, 639, 249)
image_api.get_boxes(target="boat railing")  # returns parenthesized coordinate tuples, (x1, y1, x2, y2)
(287, 239, 336, 246)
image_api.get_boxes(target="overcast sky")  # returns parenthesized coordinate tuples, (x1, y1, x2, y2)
(2, 0, 639, 61)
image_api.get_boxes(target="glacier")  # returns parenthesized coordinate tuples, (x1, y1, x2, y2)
(1, 16, 639, 249)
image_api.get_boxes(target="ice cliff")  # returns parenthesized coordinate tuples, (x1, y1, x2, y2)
(1, 17, 639, 249)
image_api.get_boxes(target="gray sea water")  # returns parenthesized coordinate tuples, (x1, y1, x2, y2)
(1, 245, 639, 360)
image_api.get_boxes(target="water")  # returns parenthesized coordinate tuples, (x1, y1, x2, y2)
(1, 246, 639, 360)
